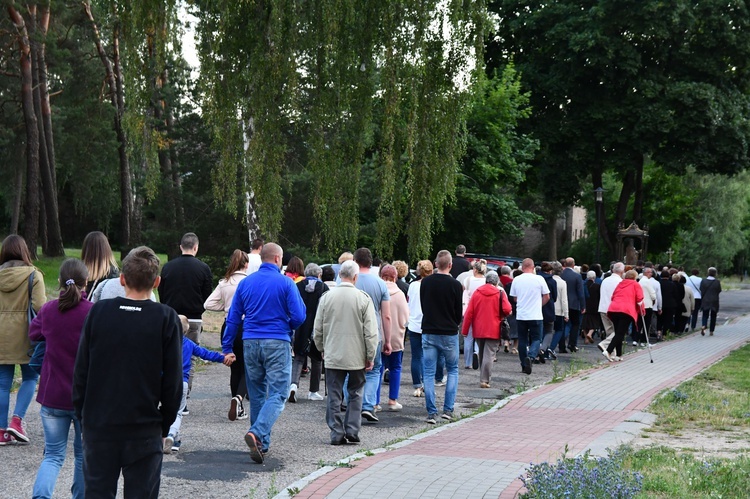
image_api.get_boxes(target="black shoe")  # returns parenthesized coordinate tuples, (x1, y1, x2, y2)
(522, 357, 532, 375)
(558, 347, 568, 354)
(331, 437, 347, 446)
(346, 434, 361, 444)
(532, 358, 541, 364)
(546, 349, 557, 360)
(361, 410, 379, 422)
(383, 369, 390, 384)
(472, 352, 479, 370)
(568, 346, 579, 353)
(597, 344, 605, 353)
(537, 352, 546, 364)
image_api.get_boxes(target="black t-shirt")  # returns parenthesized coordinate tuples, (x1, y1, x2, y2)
(450, 257, 471, 279)
(73, 297, 183, 440)
(420, 273, 463, 335)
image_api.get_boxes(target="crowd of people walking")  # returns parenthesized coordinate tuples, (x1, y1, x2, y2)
(0, 232, 724, 497)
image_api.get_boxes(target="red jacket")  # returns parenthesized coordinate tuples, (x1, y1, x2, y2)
(461, 284, 513, 340)
(608, 279, 644, 323)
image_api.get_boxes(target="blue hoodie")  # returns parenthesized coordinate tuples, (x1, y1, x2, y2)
(182, 337, 225, 382)
(222, 263, 306, 353)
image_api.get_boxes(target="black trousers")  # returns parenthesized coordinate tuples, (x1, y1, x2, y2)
(222, 320, 248, 399)
(566, 309, 582, 349)
(83, 436, 163, 499)
(608, 312, 633, 357)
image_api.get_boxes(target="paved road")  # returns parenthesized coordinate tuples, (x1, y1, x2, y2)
(290, 298, 750, 499)
(2, 289, 748, 498)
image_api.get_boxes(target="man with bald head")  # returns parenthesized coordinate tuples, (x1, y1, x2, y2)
(509, 258, 550, 375)
(222, 242, 306, 464)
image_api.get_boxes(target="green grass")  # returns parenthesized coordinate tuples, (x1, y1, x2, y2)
(624, 446, 750, 498)
(648, 345, 750, 434)
(29, 247, 168, 296)
(609, 344, 750, 497)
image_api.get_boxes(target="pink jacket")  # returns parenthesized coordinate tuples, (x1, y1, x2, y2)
(461, 284, 512, 340)
(386, 281, 409, 352)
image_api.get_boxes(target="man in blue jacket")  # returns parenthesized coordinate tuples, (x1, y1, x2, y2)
(561, 257, 585, 352)
(223, 242, 306, 464)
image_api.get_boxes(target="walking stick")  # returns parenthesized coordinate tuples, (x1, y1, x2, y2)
(641, 314, 654, 364)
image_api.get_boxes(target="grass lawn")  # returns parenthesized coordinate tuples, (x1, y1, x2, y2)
(30, 247, 168, 296)
(623, 344, 750, 497)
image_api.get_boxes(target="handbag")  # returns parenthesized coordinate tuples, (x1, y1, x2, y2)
(499, 288, 511, 340)
(26, 272, 45, 375)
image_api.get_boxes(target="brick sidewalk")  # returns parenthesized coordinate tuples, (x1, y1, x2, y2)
(287, 316, 750, 499)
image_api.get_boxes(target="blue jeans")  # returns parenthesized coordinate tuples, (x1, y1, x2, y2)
(0, 363, 38, 428)
(243, 339, 292, 452)
(381, 351, 403, 401)
(408, 332, 444, 388)
(517, 320, 543, 364)
(422, 334, 459, 416)
(33, 406, 84, 499)
(362, 342, 382, 412)
(548, 316, 566, 351)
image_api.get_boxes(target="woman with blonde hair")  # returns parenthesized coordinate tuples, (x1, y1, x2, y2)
(379, 265, 409, 410)
(0, 235, 46, 444)
(605, 270, 644, 361)
(205, 249, 249, 421)
(80, 231, 119, 296)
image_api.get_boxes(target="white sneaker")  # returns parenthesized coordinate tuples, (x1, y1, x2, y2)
(602, 350, 612, 361)
(236, 405, 249, 420)
(307, 391, 324, 401)
(639, 343, 646, 347)
(288, 383, 298, 403)
(632, 341, 638, 346)
(413, 387, 424, 397)
(387, 401, 403, 411)
(164, 434, 174, 454)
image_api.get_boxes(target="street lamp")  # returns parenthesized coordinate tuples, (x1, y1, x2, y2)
(594, 187, 605, 264)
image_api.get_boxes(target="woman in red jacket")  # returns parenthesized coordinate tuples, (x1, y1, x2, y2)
(461, 271, 512, 388)
(605, 270, 644, 362)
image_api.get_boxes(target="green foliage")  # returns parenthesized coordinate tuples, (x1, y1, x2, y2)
(434, 64, 539, 253)
(674, 171, 750, 273)
(196, 0, 488, 261)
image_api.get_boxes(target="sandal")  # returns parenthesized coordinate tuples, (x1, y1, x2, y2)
(511, 348, 518, 355)
(504, 344, 509, 353)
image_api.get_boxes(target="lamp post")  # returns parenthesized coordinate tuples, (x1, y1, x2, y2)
(594, 187, 605, 264)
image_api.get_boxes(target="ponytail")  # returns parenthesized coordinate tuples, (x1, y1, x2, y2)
(58, 258, 89, 312)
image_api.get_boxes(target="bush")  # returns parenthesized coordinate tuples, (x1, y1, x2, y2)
(520, 448, 642, 499)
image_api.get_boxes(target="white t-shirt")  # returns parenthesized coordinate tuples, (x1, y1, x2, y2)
(509, 272, 550, 321)
(247, 253, 262, 274)
(407, 280, 423, 333)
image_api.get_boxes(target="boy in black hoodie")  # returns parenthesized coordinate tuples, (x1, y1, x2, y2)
(73, 246, 183, 498)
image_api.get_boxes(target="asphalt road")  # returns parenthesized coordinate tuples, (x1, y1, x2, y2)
(3, 289, 748, 498)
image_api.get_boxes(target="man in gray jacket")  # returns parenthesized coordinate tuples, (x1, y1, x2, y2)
(314, 260, 378, 445)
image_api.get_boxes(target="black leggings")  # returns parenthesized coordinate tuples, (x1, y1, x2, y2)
(222, 320, 247, 399)
(608, 312, 633, 357)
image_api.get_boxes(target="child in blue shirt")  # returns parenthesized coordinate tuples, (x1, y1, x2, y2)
(165, 316, 234, 454)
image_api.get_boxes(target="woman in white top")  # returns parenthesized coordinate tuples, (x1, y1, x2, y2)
(462, 260, 487, 369)
(407, 260, 438, 397)
(204, 249, 249, 421)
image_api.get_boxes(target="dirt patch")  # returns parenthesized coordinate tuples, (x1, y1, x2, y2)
(633, 423, 750, 459)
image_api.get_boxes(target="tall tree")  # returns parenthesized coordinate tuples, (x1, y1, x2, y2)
(197, 0, 488, 261)
(490, 0, 750, 260)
